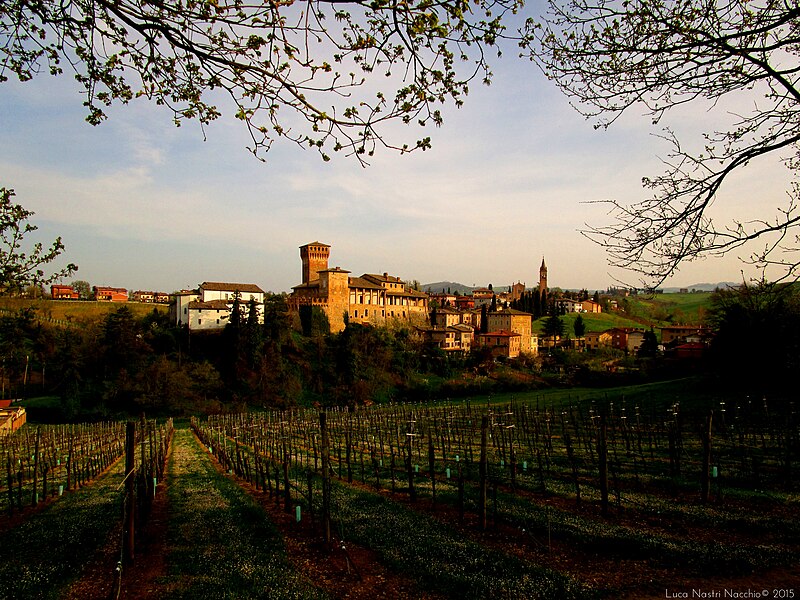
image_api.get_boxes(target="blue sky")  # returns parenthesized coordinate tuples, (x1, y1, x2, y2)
(0, 23, 783, 294)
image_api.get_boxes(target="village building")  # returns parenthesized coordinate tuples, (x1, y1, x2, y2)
(170, 282, 265, 331)
(289, 242, 429, 333)
(0, 405, 26, 435)
(584, 331, 607, 351)
(556, 298, 584, 313)
(581, 300, 602, 313)
(660, 325, 710, 345)
(50, 284, 79, 300)
(509, 281, 526, 302)
(93, 286, 128, 302)
(419, 323, 475, 352)
(486, 307, 538, 354)
(604, 327, 646, 353)
(471, 287, 495, 307)
(132, 290, 155, 303)
(432, 306, 464, 328)
(454, 295, 475, 310)
(428, 292, 457, 307)
(477, 330, 522, 358)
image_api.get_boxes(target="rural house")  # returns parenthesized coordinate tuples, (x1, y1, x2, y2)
(170, 282, 266, 331)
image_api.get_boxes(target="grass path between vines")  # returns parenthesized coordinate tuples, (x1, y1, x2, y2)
(122, 428, 325, 599)
(120, 428, 441, 599)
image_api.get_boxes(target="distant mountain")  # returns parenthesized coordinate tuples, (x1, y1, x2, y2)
(659, 282, 738, 293)
(422, 281, 476, 295)
(422, 281, 516, 294)
(423, 281, 738, 295)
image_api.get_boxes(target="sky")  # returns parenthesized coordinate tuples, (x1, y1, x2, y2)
(0, 11, 790, 295)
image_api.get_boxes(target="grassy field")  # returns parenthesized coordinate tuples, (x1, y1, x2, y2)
(623, 292, 714, 325)
(0, 298, 168, 322)
(532, 292, 715, 336)
(535, 311, 649, 335)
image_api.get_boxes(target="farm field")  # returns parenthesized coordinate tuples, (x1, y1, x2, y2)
(1, 382, 798, 599)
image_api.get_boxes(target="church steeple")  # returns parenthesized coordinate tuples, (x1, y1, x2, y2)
(539, 257, 548, 295)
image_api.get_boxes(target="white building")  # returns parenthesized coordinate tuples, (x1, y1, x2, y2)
(170, 282, 266, 331)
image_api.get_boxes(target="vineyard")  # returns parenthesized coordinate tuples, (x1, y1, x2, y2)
(0, 382, 798, 599)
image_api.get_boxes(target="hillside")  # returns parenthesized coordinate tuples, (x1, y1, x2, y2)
(534, 311, 647, 335)
(0, 298, 168, 322)
(622, 292, 713, 325)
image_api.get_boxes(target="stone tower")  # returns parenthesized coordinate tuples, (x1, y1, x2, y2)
(299, 242, 330, 284)
(539, 257, 548, 296)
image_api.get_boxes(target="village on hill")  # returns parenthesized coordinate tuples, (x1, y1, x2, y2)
(36, 241, 713, 363)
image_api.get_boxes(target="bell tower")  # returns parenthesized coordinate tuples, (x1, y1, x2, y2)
(539, 257, 548, 297)
(300, 242, 330, 284)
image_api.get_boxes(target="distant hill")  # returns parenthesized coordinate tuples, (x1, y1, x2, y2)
(659, 282, 738, 293)
(423, 281, 485, 295)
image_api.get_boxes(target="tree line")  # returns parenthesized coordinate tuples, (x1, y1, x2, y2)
(1, 279, 797, 420)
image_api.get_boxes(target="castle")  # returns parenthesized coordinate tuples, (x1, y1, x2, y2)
(289, 242, 429, 332)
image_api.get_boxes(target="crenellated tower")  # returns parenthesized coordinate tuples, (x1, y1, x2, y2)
(299, 241, 330, 284)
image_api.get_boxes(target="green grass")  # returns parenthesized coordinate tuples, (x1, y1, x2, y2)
(624, 292, 713, 325)
(437, 377, 715, 415)
(0, 298, 167, 322)
(0, 458, 125, 600)
(162, 429, 327, 600)
(532, 292, 714, 335)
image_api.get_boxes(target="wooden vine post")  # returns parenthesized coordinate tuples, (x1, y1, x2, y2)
(701, 411, 713, 504)
(124, 421, 136, 564)
(428, 434, 436, 510)
(598, 414, 609, 517)
(319, 411, 331, 548)
(406, 413, 416, 503)
(479, 415, 488, 530)
(32, 426, 40, 506)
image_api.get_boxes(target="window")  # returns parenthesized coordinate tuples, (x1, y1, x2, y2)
(198, 319, 202, 325)
(365, 309, 369, 317)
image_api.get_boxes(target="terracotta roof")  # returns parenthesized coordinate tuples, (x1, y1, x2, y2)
(489, 308, 532, 316)
(363, 273, 404, 284)
(301, 241, 330, 248)
(480, 330, 521, 338)
(348, 276, 383, 289)
(200, 282, 265, 294)
(188, 300, 231, 310)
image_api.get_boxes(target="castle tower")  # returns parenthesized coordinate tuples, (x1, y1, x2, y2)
(299, 241, 330, 284)
(539, 257, 548, 296)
